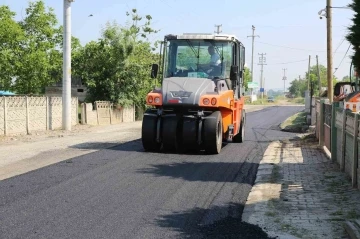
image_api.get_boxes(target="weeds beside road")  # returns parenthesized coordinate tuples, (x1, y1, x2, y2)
(280, 111, 308, 133)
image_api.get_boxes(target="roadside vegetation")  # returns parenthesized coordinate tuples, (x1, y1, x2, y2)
(280, 111, 308, 133)
(246, 96, 305, 106)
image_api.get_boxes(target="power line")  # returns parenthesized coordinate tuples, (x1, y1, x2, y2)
(247, 25, 260, 83)
(282, 68, 287, 95)
(255, 41, 348, 54)
(333, 44, 351, 75)
(256, 41, 326, 52)
(258, 53, 267, 99)
(267, 59, 308, 65)
(334, 38, 345, 54)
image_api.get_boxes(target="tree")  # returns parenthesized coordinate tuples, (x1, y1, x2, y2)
(73, 9, 159, 107)
(342, 75, 350, 82)
(288, 64, 339, 97)
(14, 0, 63, 94)
(243, 67, 251, 92)
(347, 0, 360, 71)
(0, 6, 24, 91)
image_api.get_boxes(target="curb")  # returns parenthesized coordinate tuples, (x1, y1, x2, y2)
(344, 220, 360, 239)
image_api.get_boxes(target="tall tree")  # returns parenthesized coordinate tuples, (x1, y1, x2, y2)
(0, 6, 24, 90)
(73, 9, 159, 107)
(14, 0, 62, 94)
(347, 0, 360, 71)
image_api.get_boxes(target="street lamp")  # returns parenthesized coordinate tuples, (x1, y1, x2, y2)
(63, 0, 74, 131)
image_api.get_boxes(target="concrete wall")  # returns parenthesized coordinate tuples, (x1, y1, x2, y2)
(82, 101, 135, 126)
(322, 104, 360, 189)
(0, 96, 78, 136)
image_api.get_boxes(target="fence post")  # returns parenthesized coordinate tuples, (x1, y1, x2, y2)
(3, 96, 6, 136)
(76, 97, 79, 125)
(25, 96, 30, 135)
(319, 100, 325, 147)
(109, 102, 112, 125)
(331, 102, 339, 162)
(46, 97, 49, 130)
(80, 103, 86, 124)
(95, 102, 99, 125)
(341, 110, 347, 172)
(352, 113, 359, 187)
(133, 104, 136, 122)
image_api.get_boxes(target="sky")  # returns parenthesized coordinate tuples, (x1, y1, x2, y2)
(0, 0, 355, 90)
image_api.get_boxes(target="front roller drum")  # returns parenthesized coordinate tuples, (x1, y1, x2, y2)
(203, 111, 223, 154)
(161, 115, 179, 152)
(182, 117, 198, 152)
(142, 112, 161, 152)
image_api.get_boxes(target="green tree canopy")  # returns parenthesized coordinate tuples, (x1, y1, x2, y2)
(288, 64, 338, 97)
(72, 9, 159, 107)
(347, 0, 360, 70)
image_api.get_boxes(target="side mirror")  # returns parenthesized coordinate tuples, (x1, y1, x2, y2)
(151, 64, 159, 79)
(230, 65, 238, 81)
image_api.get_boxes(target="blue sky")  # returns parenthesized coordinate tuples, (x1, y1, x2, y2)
(1, 0, 355, 90)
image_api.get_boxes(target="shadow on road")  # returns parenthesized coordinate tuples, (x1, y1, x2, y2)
(69, 139, 144, 152)
(69, 139, 233, 156)
(155, 203, 276, 239)
(137, 161, 259, 183)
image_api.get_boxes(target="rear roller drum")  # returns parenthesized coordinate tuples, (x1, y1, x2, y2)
(233, 119, 244, 143)
(142, 111, 161, 152)
(203, 111, 223, 154)
(233, 110, 245, 143)
(161, 115, 179, 152)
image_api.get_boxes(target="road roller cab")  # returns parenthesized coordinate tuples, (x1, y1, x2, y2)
(142, 33, 246, 154)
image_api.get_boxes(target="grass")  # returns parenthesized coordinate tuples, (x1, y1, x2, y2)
(280, 111, 308, 133)
(285, 97, 305, 104)
(245, 96, 305, 105)
(265, 211, 278, 217)
(346, 210, 360, 219)
(246, 99, 278, 105)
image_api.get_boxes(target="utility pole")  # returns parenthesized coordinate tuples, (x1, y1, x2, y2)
(247, 25, 259, 98)
(282, 68, 287, 97)
(326, 0, 333, 102)
(307, 55, 311, 90)
(214, 24, 222, 34)
(62, 0, 73, 131)
(258, 53, 267, 100)
(316, 55, 321, 97)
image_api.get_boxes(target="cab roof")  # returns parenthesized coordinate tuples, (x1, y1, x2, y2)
(164, 33, 242, 43)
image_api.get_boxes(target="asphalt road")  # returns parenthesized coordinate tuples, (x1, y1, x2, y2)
(0, 106, 303, 239)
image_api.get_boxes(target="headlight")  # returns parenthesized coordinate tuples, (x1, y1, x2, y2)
(154, 97, 160, 103)
(203, 98, 210, 105)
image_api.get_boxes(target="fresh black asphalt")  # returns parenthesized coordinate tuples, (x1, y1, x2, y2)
(0, 106, 303, 239)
